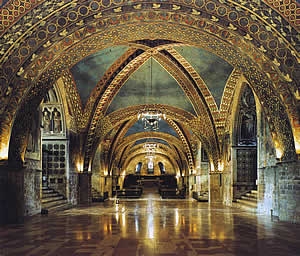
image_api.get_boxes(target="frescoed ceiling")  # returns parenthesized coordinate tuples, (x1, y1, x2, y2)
(174, 46, 233, 107)
(70, 46, 129, 107)
(0, 0, 299, 173)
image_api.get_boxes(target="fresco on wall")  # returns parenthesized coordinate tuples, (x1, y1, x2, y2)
(238, 86, 257, 146)
(107, 58, 196, 115)
(174, 46, 233, 107)
(70, 46, 129, 106)
(25, 108, 41, 161)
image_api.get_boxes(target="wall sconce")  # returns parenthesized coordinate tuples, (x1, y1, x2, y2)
(274, 139, 283, 160)
(217, 161, 224, 172)
(210, 162, 215, 172)
(76, 160, 83, 172)
(294, 137, 300, 154)
(0, 143, 8, 160)
(275, 148, 283, 161)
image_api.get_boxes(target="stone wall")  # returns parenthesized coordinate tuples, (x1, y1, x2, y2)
(257, 166, 279, 216)
(278, 161, 300, 223)
(258, 161, 300, 223)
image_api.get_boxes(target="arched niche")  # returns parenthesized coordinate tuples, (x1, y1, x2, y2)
(232, 83, 258, 199)
(40, 85, 69, 199)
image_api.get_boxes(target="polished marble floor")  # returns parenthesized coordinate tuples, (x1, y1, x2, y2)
(1, 194, 300, 256)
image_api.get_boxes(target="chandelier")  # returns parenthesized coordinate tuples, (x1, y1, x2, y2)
(137, 56, 165, 131)
(143, 142, 158, 159)
(138, 109, 166, 131)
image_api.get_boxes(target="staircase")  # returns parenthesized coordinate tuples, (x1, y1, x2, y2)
(41, 187, 69, 213)
(234, 190, 258, 212)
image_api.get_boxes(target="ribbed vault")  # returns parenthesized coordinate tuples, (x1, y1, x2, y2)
(0, 0, 298, 172)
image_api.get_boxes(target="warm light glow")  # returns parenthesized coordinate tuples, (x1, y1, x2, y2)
(295, 140, 300, 154)
(218, 161, 224, 172)
(135, 215, 139, 233)
(275, 147, 283, 159)
(0, 142, 8, 160)
(294, 131, 300, 154)
(147, 213, 154, 239)
(87, 232, 91, 240)
(115, 204, 119, 223)
(104, 170, 108, 176)
(76, 231, 84, 241)
(175, 208, 179, 226)
(210, 162, 215, 172)
(76, 160, 83, 172)
(274, 140, 283, 159)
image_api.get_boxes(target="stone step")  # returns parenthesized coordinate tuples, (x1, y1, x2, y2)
(236, 198, 257, 207)
(41, 187, 70, 213)
(47, 201, 70, 211)
(233, 190, 258, 213)
(241, 195, 257, 201)
(42, 198, 68, 209)
(41, 201, 71, 214)
(42, 191, 60, 198)
(42, 195, 65, 203)
(42, 188, 56, 194)
(232, 202, 258, 213)
(246, 192, 257, 199)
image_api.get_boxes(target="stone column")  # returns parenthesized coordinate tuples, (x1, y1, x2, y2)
(257, 166, 279, 216)
(0, 162, 8, 225)
(78, 172, 92, 204)
(68, 167, 78, 205)
(106, 176, 112, 197)
(0, 162, 25, 225)
(277, 161, 300, 223)
(209, 173, 222, 203)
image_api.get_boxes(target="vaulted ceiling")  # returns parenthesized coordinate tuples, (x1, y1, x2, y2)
(0, 0, 299, 172)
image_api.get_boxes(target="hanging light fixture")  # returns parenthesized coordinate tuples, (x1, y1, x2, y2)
(137, 56, 165, 131)
(143, 142, 157, 158)
(138, 109, 165, 131)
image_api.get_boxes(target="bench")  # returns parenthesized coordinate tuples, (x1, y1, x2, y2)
(192, 191, 208, 202)
(116, 188, 142, 198)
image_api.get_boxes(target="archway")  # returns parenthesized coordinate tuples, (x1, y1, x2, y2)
(232, 84, 258, 200)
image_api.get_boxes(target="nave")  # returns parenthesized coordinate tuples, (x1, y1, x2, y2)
(0, 198, 300, 256)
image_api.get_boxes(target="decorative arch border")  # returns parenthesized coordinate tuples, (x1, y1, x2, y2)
(1, 5, 297, 165)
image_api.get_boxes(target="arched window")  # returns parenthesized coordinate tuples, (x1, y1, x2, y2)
(158, 162, 165, 174)
(135, 162, 142, 174)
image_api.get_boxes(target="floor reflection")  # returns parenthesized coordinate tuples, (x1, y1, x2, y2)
(0, 198, 300, 255)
